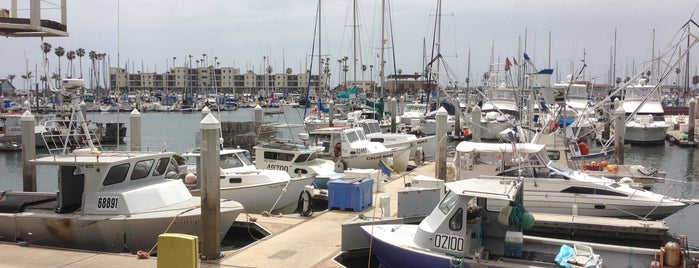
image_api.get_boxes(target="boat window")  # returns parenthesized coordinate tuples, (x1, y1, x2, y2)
(560, 186, 628, 197)
(131, 159, 154, 180)
(237, 152, 253, 165)
(546, 150, 561, 161)
(295, 153, 310, 163)
(153, 157, 172, 176)
(276, 153, 295, 161)
(449, 208, 463, 231)
(438, 191, 460, 214)
(346, 131, 359, 143)
(103, 163, 130, 186)
(369, 138, 385, 143)
(221, 154, 244, 169)
(356, 130, 367, 140)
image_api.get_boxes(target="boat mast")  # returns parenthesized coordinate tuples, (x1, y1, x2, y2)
(318, 0, 322, 96)
(380, 0, 385, 99)
(352, 0, 358, 88)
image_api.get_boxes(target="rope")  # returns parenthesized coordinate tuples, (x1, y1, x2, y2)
(449, 256, 465, 268)
(136, 205, 200, 259)
(267, 177, 293, 214)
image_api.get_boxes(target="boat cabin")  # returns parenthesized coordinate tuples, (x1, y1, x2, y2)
(24, 150, 186, 216)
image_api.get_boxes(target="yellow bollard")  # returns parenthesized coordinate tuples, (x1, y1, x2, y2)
(157, 233, 199, 268)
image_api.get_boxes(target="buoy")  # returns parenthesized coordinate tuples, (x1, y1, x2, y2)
(600, 160, 608, 169)
(578, 142, 589, 155)
(572, 204, 578, 216)
(521, 211, 535, 229)
(184, 173, 197, 184)
(498, 205, 512, 226)
(664, 241, 681, 267)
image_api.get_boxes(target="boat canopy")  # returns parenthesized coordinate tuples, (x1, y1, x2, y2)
(445, 178, 520, 201)
(455, 141, 545, 154)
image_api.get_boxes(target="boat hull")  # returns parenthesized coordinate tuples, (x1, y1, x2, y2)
(191, 177, 313, 214)
(625, 124, 668, 143)
(0, 198, 242, 253)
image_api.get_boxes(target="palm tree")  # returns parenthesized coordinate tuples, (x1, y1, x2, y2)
(66, 50, 76, 78)
(76, 48, 85, 79)
(54, 46, 65, 81)
(40, 75, 47, 92)
(89, 50, 98, 89)
(41, 42, 52, 73)
(21, 71, 33, 91)
(51, 73, 60, 89)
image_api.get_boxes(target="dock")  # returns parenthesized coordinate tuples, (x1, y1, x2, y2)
(0, 161, 673, 267)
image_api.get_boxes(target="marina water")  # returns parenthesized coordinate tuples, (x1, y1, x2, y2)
(1, 106, 698, 249)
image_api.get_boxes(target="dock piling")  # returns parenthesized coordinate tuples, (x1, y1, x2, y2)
(129, 109, 141, 151)
(21, 110, 36, 192)
(200, 113, 222, 260)
(435, 107, 448, 181)
(613, 100, 625, 165)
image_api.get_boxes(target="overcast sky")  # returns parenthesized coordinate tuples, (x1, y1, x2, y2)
(1, 0, 697, 90)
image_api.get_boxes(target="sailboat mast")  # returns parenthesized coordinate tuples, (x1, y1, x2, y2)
(352, 0, 358, 86)
(318, 0, 322, 94)
(380, 0, 385, 98)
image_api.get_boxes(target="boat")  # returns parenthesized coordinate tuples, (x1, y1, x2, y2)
(620, 78, 669, 143)
(453, 141, 693, 219)
(0, 148, 243, 253)
(182, 147, 314, 214)
(253, 133, 336, 178)
(360, 119, 437, 164)
(361, 178, 697, 268)
(478, 63, 519, 140)
(307, 126, 411, 172)
(399, 102, 428, 127)
(0, 113, 48, 148)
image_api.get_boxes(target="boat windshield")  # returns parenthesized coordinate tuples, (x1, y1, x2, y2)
(220, 153, 245, 169)
(547, 161, 574, 177)
(438, 190, 460, 214)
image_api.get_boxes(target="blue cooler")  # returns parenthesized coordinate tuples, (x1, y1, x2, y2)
(327, 178, 373, 211)
(504, 231, 523, 258)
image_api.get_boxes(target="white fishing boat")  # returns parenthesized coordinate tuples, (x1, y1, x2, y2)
(182, 148, 314, 214)
(0, 113, 48, 148)
(399, 102, 428, 127)
(621, 78, 669, 143)
(253, 134, 336, 178)
(360, 119, 437, 164)
(0, 149, 243, 253)
(453, 141, 693, 220)
(477, 63, 519, 140)
(362, 178, 697, 268)
(308, 126, 411, 172)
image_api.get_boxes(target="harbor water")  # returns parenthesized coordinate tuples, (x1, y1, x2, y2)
(1, 106, 699, 250)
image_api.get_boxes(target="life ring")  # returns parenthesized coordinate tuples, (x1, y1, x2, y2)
(333, 143, 341, 157)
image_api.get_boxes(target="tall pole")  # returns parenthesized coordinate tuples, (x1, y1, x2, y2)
(200, 113, 222, 260)
(380, 0, 385, 98)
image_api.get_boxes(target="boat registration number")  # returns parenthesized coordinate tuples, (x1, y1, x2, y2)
(97, 196, 119, 210)
(434, 233, 464, 252)
(266, 164, 289, 172)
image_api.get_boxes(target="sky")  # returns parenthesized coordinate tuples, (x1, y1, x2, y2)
(1, 0, 697, 90)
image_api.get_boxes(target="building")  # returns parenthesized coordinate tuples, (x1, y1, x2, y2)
(109, 67, 328, 97)
(383, 73, 435, 96)
(0, 79, 17, 96)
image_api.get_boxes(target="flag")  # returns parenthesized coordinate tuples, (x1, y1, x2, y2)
(513, 57, 518, 65)
(379, 159, 394, 177)
(523, 52, 530, 61)
(504, 57, 512, 71)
